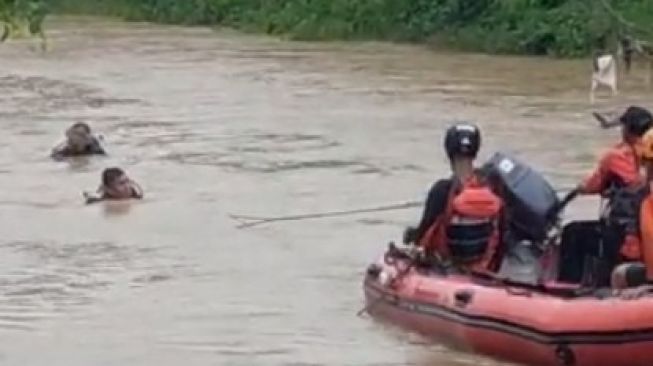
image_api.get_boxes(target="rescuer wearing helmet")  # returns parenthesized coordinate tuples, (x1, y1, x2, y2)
(403, 123, 503, 273)
(578, 106, 653, 283)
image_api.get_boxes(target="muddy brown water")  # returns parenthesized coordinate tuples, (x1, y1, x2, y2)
(0, 16, 651, 366)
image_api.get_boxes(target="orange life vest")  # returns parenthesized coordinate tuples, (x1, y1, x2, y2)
(591, 142, 648, 261)
(640, 194, 653, 280)
(419, 175, 502, 273)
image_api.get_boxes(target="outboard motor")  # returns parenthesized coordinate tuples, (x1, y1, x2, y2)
(482, 152, 561, 283)
(483, 151, 561, 243)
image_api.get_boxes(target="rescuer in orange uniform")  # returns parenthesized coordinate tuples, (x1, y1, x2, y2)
(578, 106, 653, 282)
(403, 123, 503, 274)
(612, 128, 653, 289)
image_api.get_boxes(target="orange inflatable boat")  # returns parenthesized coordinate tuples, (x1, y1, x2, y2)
(363, 246, 653, 366)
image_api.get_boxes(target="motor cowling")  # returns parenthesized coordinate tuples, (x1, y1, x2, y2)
(482, 152, 560, 243)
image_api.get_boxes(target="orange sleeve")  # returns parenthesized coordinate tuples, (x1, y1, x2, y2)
(608, 148, 640, 185)
(640, 197, 653, 281)
(579, 152, 612, 194)
(579, 146, 639, 194)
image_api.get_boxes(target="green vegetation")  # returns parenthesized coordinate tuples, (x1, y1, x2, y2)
(54, 0, 653, 57)
(0, 0, 48, 48)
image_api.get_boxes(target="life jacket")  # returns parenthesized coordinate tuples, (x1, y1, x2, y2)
(602, 144, 648, 260)
(604, 182, 648, 259)
(420, 174, 502, 272)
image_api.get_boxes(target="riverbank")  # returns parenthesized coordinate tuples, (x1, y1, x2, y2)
(52, 0, 653, 58)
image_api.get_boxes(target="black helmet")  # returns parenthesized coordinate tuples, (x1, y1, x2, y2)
(620, 106, 653, 137)
(444, 123, 481, 160)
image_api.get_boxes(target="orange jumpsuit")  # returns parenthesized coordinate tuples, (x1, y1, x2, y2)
(580, 141, 644, 260)
(579, 142, 641, 194)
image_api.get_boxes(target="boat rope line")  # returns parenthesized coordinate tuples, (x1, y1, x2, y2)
(365, 282, 653, 345)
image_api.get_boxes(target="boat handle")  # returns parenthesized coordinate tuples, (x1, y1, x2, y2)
(505, 287, 533, 297)
(454, 290, 474, 307)
(555, 344, 576, 366)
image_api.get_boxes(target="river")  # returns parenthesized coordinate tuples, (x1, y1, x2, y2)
(0, 16, 651, 366)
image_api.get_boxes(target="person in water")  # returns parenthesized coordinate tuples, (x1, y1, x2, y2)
(84, 167, 143, 204)
(576, 106, 653, 280)
(611, 128, 653, 290)
(51, 122, 106, 160)
(403, 123, 503, 274)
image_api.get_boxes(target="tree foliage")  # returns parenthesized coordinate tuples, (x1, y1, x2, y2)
(0, 0, 48, 47)
(54, 0, 653, 57)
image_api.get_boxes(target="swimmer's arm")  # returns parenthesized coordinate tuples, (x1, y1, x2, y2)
(50, 142, 69, 159)
(131, 182, 144, 199)
(90, 138, 107, 155)
(83, 192, 103, 204)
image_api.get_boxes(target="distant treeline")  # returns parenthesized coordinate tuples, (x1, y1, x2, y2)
(53, 0, 653, 57)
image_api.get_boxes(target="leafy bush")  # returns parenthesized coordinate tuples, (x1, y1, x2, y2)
(53, 0, 653, 57)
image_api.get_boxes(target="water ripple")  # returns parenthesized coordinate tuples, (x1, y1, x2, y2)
(0, 240, 180, 332)
(0, 74, 143, 116)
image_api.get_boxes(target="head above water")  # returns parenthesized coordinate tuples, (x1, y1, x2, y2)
(101, 167, 134, 199)
(102, 167, 125, 187)
(619, 106, 653, 142)
(69, 122, 91, 134)
(65, 122, 94, 148)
